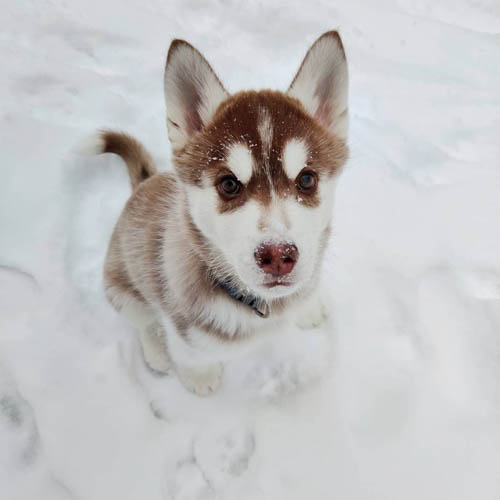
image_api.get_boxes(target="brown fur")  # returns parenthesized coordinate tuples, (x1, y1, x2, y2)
(104, 172, 176, 309)
(174, 90, 348, 212)
(100, 131, 157, 189)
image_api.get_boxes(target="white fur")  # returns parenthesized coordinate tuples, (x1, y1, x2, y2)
(160, 314, 226, 395)
(257, 109, 273, 159)
(185, 172, 336, 303)
(74, 133, 105, 156)
(283, 138, 309, 180)
(120, 298, 155, 328)
(226, 143, 254, 184)
(287, 33, 349, 139)
(257, 109, 273, 187)
(139, 323, 170, 372)
(176, 362, 223, 396)
(120, 300, 170, 372)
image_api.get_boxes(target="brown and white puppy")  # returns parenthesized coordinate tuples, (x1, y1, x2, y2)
(90, 31, 348, 395)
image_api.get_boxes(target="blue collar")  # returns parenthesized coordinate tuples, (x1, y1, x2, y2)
(217, 280, 270, 318)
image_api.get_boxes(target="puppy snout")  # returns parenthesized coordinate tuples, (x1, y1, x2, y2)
(255, 243, 298, 277)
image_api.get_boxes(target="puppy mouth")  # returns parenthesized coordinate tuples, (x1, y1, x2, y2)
(263, 279, 293, 288)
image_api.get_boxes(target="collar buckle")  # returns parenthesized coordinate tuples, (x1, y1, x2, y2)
(253, 301, 270, 318)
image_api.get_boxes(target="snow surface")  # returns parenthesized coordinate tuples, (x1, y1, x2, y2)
(1, 1, 500, 499)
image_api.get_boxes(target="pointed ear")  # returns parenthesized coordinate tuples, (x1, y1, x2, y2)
(164, 40, 229, 151)
(287, 31, 349, 140)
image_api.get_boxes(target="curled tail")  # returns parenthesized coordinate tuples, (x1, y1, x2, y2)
(79, 130, 157, 189)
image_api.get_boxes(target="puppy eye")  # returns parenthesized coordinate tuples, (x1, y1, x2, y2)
(296, 170, 317, 192)
(217, 175, 241, 198)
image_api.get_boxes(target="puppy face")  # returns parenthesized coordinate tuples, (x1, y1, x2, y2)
(164, 32, 349, 300)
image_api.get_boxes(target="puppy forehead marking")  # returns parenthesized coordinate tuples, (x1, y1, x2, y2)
(257, 107, 273, 159)
(226, 143, 253, 184)
(283, 138, 309, 179)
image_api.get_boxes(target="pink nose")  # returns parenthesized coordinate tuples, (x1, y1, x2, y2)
(255, 243, 298, 277)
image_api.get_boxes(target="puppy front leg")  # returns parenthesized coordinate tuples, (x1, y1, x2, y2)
(138, 322, 170, 373)
(165, 325, 223, 396)
(120, 300, 170, 373)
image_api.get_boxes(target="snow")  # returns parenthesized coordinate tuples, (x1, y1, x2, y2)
(1, 0, 500, 498)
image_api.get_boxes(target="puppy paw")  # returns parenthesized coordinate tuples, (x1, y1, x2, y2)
(176, 362, 223, 396)
(139, 323, 170, 373)
(296, 297, 328, 329)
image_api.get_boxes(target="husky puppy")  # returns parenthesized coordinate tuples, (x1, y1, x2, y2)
(91, 31, 348, 395)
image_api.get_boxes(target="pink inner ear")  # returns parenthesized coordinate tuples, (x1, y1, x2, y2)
(313, 71, 335, 129)
(315, 101, 333, 129)
(184, 109, 203, 136)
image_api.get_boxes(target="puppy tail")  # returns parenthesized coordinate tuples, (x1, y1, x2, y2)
(77, 130, 157, 189)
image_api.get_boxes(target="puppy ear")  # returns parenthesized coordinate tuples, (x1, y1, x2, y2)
(287, 31, 349, 140)
(164, 40, 229, 151)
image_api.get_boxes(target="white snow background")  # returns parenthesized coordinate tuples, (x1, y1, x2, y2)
(1, 1, 500, 499)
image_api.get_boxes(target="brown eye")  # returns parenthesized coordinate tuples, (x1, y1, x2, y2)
(296, 170, 317, 191)
(217, 175, 241, 198)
